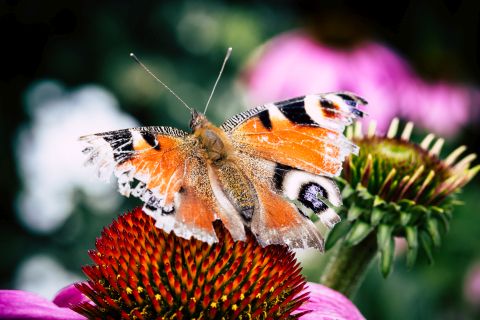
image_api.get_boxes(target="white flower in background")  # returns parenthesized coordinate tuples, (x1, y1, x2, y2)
(16, 80, 138, 233)
(14, 254, 82, 300)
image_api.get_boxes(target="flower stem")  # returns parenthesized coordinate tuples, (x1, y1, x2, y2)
(320, 233, 377, 298)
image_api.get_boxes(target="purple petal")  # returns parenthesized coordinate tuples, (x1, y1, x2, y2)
(297, 282, 365, 320)
(53, 284, 90, 308)
(0, 290, 85, 320)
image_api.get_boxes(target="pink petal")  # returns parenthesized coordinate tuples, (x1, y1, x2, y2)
(53, 284, 90, 308)
(243, 31, 477, 137)
(464, 261, 480, 307)
(297, 282, 365, 320)
(243, 31, 407, 133)
(0, 290, 85, 320)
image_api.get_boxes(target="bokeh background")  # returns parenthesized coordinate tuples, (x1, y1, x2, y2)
(1, 1, 480, 319)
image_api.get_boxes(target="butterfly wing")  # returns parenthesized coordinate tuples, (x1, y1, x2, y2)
(236, 153, 343, 249)
(221, 92, 365, 248)
(81, 126, 246, 244)
(81, 92, 363, 250)
(221, 92, 365, 177)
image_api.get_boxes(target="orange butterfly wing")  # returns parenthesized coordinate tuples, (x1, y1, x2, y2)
(252, 181, 325, 249)
(81, 127, 246, 244)
(233, 151, 343, 249)
(220, 92, 365, 249)
(222, 93, 365, 177)
(81, 127, 187, 209)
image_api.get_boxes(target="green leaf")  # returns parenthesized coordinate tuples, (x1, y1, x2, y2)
(370, 207, 384, 226)
(341, 184, 355, 199)
(355, 183, 367, 192)
(432, 209, 451, 233)
(379, 236, 395, 278)
(344, 221, 373, 246)
(377, 224, 393, 251)
(347, 204, 364, 221)
(373, 195, 385, 207)
(409, 205, 428, 225)
(325, 220, 352, 251)
(386, 202, 401, 213)
(411, 205, 428, 215)
(356, 185, 373, 200)
(426, 218, 442, 247)
(420, 231, 435, 265)
(405, 226, 418, 268)
(400, 212, 411, 226)
(430, 206, 444, 214)
(398, 198, 415, 208)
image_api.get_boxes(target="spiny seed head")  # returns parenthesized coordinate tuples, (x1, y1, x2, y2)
(72, 207, 309, 319)
(326, 119, 479, 277)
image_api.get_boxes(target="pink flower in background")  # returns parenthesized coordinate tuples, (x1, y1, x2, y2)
(295, 282, 365, 320)
(0, 286, 87, 319)
(243, 31, 478, 136)
(400, 81, 475, 137)
(0, 282, 364, 319)
(465, 262, 480, 308)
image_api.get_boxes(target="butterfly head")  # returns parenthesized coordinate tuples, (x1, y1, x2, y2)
(189, 109, 210, 132)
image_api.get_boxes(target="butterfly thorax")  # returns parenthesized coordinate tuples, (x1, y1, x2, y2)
(190, 110, 233, 162)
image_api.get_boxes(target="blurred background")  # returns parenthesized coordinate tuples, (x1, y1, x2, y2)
(1, 0, 480, 319)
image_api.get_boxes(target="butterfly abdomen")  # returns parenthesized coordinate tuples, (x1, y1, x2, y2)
(213, 160, 257, 222)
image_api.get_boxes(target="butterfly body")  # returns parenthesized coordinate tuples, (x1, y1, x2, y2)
(82, 92, 365, 250)
(191, 110, 258, 222)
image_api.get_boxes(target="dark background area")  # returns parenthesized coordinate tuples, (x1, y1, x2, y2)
(1, 1, 480, 319)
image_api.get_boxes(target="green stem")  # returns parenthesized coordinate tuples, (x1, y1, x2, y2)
(320, 233, 377, 298)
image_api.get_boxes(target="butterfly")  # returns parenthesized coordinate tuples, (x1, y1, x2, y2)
(81, 92, 365, 250)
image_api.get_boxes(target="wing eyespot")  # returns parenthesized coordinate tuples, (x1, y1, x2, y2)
(298, 182, 329, 214)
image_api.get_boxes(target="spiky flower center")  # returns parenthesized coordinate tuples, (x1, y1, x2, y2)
(347, 136, 453, 205)
(73, 208, 308, 319)
(375, 139, 416, 162)
(343, 118, 477, 207)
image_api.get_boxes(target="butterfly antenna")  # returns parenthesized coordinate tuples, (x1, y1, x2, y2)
(203, 47, 232, 114)
(130, 53, 192, 111)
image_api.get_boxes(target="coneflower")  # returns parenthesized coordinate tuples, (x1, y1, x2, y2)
(73, 207, 309, 319)
(321, 118, 479, 297)
(0, 207, 365, 319)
